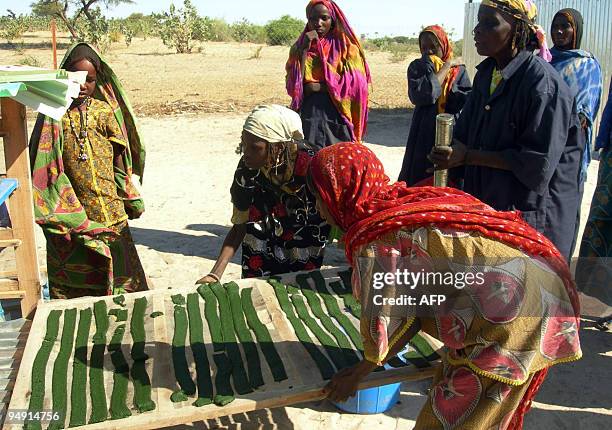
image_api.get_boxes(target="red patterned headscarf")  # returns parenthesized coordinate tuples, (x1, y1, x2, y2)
(286, 0, 371, 142)
(420, 25, 461, 113)
(309, 143, 579, 312)
(420, 25, 453, 62)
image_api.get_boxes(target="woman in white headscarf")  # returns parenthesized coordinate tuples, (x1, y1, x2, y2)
(197, 105, 330, 283)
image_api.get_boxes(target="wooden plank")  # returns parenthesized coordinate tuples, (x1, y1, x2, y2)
(0, 266, 46, 279)
(36, 365, 436, 430)
(151, 293, 173, 414)
(0, 229, 13, 241)
(1, 98, 41, 319)
(5, 305, 51, 426)
(0, 291, 26, 299)
(0, 279, 19, 290)
(0, 239, 22, 248)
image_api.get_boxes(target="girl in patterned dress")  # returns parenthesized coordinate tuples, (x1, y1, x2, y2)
(30, 43, 147, 298)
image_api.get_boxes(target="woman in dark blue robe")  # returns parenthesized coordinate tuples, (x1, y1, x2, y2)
(430, 0, 584, 262)
(398, 25, 471, 186)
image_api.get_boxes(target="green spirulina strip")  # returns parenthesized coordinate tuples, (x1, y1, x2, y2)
(269, 279, 334, 380)
(48, 309, 77, 430)
(172, 294, 186, 305)
(400, 349, 431, 369)
(109, 308, 128, 322)
(130, 297, 156, 412)
(287, 285, 347, 370)
(109, 324, 132, 420)
(409, 334, 440, 361)
(24, 310, 61, 430)
(69, 308, 92, 427)
(337, 269, 362, 317)
(197, 284, 224, 352)
(113, 295, 126, 307)
(131, 297, 148, 361)
(329, 280, 361, 319)
(240, 288, 287, 382)
(187, 293, 214, 406)
(212, 353, 235, 406)
(170, 302, 196, 402)
(89, 301, 109, 423)
(210, 284, 253, 395)
(303, 272, 363, 351)
(226, 282, 264, 389)
(299, 286, 360, 367)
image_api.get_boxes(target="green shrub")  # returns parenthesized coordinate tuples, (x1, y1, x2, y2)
(0, 15, 30, 45)
(453, 39, 463, 57)
(121, 23, 135, 46)
(125, 13, 155, 40)
(388, 45, 411, 63)
(231, 18, 266, 43)
(158, 0, 200, 53)
(196, 17, 233, 42)
(265, 15, 304, 46)
(19, 55, 43, 67)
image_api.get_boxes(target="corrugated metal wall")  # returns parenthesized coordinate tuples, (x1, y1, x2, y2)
(463, 0, 612, 135)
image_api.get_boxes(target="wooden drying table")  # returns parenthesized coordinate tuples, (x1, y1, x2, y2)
(6, 269, 439, 429)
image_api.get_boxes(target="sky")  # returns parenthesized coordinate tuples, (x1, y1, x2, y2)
(2, 0, 468, 39)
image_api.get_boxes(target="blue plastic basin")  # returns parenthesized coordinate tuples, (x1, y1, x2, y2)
(332, 382, 401, 414)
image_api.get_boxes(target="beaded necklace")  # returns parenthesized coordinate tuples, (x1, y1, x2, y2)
(68, 97, 91, 161)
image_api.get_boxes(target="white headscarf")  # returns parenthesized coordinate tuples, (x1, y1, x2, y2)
(243, 104, 304, 143)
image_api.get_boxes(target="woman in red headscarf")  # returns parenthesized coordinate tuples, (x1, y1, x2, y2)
(310, 142, 581, 429)
(398, 26, 471, 186)
(286, 0, 370, 148)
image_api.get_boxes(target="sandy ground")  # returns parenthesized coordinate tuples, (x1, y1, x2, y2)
(12, 110, 610, 429)
(0, 33, 415, 113)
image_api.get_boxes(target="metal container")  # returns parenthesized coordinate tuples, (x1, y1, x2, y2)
(434, 113, 455, 187)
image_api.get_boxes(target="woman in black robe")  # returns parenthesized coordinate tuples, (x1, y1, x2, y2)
(398, 25, 471, 186)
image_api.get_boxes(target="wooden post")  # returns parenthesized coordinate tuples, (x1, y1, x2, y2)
(1, 98, 41, 318)
(51, 19, 58, 69)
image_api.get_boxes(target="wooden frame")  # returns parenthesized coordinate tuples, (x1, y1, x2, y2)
(7, 270, 439, 429)
(0, 97, 42, 318)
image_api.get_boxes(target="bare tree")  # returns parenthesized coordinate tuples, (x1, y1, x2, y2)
(30, 0, 134, 38)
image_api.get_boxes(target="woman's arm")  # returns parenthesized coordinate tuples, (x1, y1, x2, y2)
(196, 224, 247, 284)
(113, 141, 126, 171)
(435, 61, 453, 86)
(325, 318, 422, 402)
(428, 141, 513, 172)
(408, 58, 442, 106)
(431, 89, 572, 194)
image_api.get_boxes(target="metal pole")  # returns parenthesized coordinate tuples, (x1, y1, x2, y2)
(434, 113, 455, 187)
(51, 18, 57, 69)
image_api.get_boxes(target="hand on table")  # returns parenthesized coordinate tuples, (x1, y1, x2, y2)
(324, 360, 377, 403)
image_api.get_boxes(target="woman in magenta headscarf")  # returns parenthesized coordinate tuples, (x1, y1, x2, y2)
(286, 0, 371, 148)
